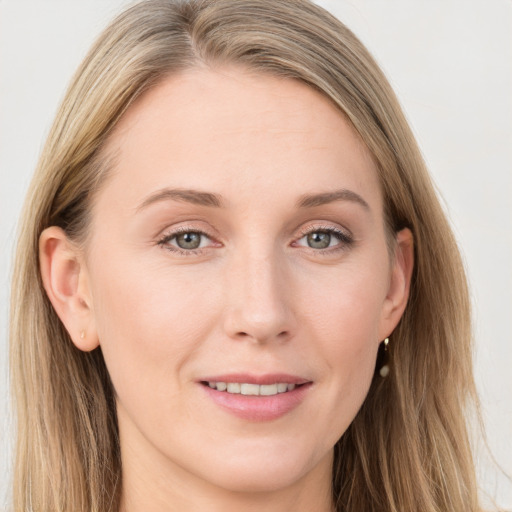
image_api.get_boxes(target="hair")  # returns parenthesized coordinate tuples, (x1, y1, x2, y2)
(10, 0, 481, 510)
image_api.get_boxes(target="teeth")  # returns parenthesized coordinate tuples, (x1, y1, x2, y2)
(207, 381, 299, 396)
(227, 383, 241, 393)
(241, 383, 260, 395)
(277, 383, 288, 393)
(216, 382, 227, 392)
(259, 384, 278, 396)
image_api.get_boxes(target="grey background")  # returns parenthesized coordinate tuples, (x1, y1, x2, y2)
(1, 0, 511, 508)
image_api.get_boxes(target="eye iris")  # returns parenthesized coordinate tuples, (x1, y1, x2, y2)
(307, 231, 331, 249)
(176, 232, 201, 249)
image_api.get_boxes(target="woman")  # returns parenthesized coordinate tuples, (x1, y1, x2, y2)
(9, 0, 481, 510)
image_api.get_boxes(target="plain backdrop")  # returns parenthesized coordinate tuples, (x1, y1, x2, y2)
(1, 0, 511, 509)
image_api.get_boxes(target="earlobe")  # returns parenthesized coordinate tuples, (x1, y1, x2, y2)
(39, 226, 99, 351)
(379, 228, 414, 338)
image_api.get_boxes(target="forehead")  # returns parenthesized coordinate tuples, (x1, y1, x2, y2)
(99, 66, 381, 211)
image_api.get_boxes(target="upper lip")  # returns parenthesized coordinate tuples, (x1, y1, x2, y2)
(198, 373, 311, 385)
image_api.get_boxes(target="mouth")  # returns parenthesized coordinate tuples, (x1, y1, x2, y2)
(201, 381, 302, 396)
(199, 374, 312, 421)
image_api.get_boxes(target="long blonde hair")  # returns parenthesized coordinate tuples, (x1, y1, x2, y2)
(10, 0, 480, 510)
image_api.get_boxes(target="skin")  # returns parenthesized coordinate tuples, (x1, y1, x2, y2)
(40, 67, 413, 512)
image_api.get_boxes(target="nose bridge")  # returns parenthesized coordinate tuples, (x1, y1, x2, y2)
(223, 241, 293, 343)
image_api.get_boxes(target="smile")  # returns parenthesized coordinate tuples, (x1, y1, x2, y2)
(206, 382, 297, 395)
(200, 376, 312, 421)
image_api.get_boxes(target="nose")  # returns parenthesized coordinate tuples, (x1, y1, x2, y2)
(222, 248, 295, 344)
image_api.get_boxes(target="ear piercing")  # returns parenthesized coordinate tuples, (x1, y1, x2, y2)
(80, 330, 85, 340)
(379, 337, 390, 377)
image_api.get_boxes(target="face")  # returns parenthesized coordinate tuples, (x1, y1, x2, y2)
(77, 68, 410, 495)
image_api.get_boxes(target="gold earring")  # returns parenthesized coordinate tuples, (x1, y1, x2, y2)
(379, 337, 390, 377)
(80, 330, 85, 340)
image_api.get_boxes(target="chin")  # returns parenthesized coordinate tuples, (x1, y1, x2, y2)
(189, 440, 333, 494)
(207, 464, 309, 494)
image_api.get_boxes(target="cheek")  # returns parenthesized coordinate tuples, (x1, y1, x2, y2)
(297, 258, 388, 421)
(302, 256, 389, 348)
(88, 251, 222, 398)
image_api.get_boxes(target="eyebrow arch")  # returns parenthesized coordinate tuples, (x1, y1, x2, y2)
(296, 189, 370, 210)
(136, 187, 224, 211)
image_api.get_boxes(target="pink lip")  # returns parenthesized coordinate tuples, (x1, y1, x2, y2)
(199, 373, 310, 386)
(198, 373, 312, 422)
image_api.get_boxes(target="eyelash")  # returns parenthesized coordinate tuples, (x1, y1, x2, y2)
(157, 226, 216, 256)
(294, 225, 354, 253)
(157, 224, 354, 256)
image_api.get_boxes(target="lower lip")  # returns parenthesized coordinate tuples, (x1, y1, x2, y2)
(201, 383, 312, 421)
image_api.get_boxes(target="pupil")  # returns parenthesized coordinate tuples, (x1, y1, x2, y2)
(307, 232, 330, 249)
(176, 232, 201, 249)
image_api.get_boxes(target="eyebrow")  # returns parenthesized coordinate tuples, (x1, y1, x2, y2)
(136, 188, 224, 211)
(296, 189, 370, 210)
(136, 186, 369, 212)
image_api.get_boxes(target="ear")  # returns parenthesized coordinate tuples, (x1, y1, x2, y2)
(378, 228, 414, 339)
(39, 226, 99, 351)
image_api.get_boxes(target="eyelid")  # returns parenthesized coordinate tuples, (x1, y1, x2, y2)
(155, 221, 353, 255)
(157, 224, 222, 254)
(292, 223, 354, 250)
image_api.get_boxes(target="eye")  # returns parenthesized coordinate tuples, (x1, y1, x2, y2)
(158, 229, 216, 253)
(305, 231, 332, 249)
(174, 232, 203, 250)
(294, 227, 353, 250)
